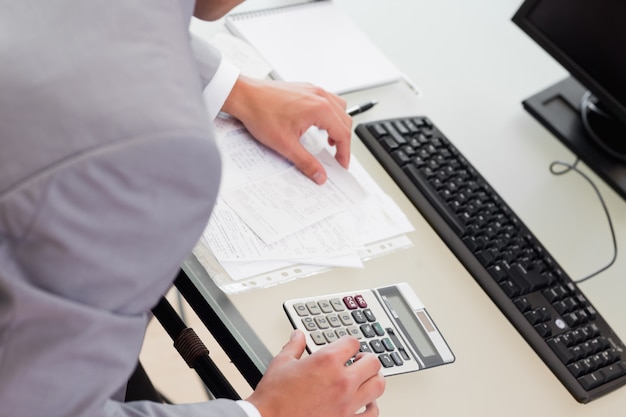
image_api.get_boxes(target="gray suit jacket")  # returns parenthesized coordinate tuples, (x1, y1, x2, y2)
(0, 1, 246, 416)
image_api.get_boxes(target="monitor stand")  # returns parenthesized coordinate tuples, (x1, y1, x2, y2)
(522, 76, 626, 201)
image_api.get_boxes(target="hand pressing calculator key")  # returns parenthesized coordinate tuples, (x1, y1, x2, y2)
(284, 282, 455, 376)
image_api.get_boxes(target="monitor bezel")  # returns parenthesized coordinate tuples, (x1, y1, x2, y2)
(512, 0, 626, 129)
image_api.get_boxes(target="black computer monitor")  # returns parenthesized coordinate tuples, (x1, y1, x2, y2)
(512, 0, 626, 199)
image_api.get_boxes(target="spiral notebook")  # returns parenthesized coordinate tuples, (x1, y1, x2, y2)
(225, 0, 405, 95)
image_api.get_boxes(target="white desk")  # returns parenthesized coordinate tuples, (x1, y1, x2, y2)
(185, 0, 626, 415)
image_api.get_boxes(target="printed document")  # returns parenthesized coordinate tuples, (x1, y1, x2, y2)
(195, 115, 414, 292)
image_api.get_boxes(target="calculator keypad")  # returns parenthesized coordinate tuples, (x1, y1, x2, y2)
(291, 293, 411, 371)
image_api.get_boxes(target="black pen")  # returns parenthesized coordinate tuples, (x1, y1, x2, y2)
(346, 100, 378, 116)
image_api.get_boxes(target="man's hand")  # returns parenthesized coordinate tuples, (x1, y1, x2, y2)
(222, 76, 352, 184)
(246, 330, 385, 417)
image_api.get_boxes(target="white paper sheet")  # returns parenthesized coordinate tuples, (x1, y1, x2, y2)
(196, 115, 414, 287)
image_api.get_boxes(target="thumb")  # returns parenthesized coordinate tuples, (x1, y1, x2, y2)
(278, 329, 307, 360)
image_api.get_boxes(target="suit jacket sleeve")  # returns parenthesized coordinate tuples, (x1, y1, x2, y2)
(0, 1, 246, 417)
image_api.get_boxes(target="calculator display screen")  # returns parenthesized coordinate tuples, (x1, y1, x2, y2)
(384, 293, 437, 358)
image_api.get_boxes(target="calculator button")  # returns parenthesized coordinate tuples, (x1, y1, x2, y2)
(343, 296, 358, 309)
(361, 323, 376, 338)
(306, 301, 322, 315)
(370, 340, 385, 353)
(310, 331, 326, 345)
(352, 310, 367, 324)
(382, 337, 395, 351)
(386, 328, 409, 359)
(359, 341, 372, 353)
(354, 294, 368, 308)
(323, 330, 338, 343)
(318, 300, 334, 313)
(330, 298, 345, 311)
(379, 354, 394, 368)
(339, 312, 354, 326)
(302, 317, 317, 331)
(372, 322, 385, 336)
(293, 303, 309, 317)
(335, 328, 350, 338)
(327, 314, 342, 328)
(363, 308, 376, 322)
(398, 347, 411, 361)
(347, 326, 362, 339)
(314, 316, 330, 329)
(390, 352, 404, 366)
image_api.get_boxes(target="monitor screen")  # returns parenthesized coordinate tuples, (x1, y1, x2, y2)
(513, 0, 626, 130)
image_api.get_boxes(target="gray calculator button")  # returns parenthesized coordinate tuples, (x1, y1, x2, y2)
(318, 300, 333, 313)
(324, 330, 338, 343)
(360, 323, 375, 338)
(363, 308, 376, 322)
(339, 312, 354, 326)
(370, 340, 385, 353)
(327, 314, 342, 328)
(310, 331, 326, 345)
(398, 347, 410, 361)
(293, 303, 309, 317)
(306, 301, 322, 315)
(359, 341, 372, 353)
(379, 354, 394, 368)
(382, 337, 395, 351)
(314, 316, 330, 329)
(352, 310, 366, 324)
(330, 298, 345, 311)
(302, 317, 317, 331)
(390, 351, 404, 366)
(372, 322, 385, 336)
(347, 326, 361, 339)
(335, 328, 349, 338)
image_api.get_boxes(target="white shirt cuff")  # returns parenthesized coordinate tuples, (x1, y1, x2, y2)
(236, 400, 262, 417)
(202, 58, 240, 121)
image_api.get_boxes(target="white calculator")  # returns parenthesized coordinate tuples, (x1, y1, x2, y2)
(283, 282, 455, 376)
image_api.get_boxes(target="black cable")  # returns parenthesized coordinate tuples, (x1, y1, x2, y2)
(549, 158, 617, 283)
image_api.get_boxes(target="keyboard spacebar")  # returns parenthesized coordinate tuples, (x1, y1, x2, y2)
(403, 164, 465, 236)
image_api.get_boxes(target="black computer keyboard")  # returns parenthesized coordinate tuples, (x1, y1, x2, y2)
(355, 116, 626, 403)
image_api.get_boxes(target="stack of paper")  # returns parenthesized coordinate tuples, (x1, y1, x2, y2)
(194, 116, 414, 293)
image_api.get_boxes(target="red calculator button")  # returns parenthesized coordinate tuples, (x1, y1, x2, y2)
(343, 296, 358, 309)
(354, 295, 368, 308)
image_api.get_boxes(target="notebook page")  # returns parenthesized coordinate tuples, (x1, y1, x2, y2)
(225, 0, 402, 94)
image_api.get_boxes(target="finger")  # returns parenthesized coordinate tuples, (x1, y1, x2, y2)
(324, 100, 352, 141)
(347, 351, 383, 380)
(278, 329, 307, 360)
(308, 94, 351, 150)
(315, 336, 361, 363)
(331, 133, 352, 169)
(326, 93, 352, 129)
(322, 104, 352, 169)
(285, 143, 327, 184)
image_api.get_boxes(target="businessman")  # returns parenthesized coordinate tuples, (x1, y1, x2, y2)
(0, 1, 384, 417)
